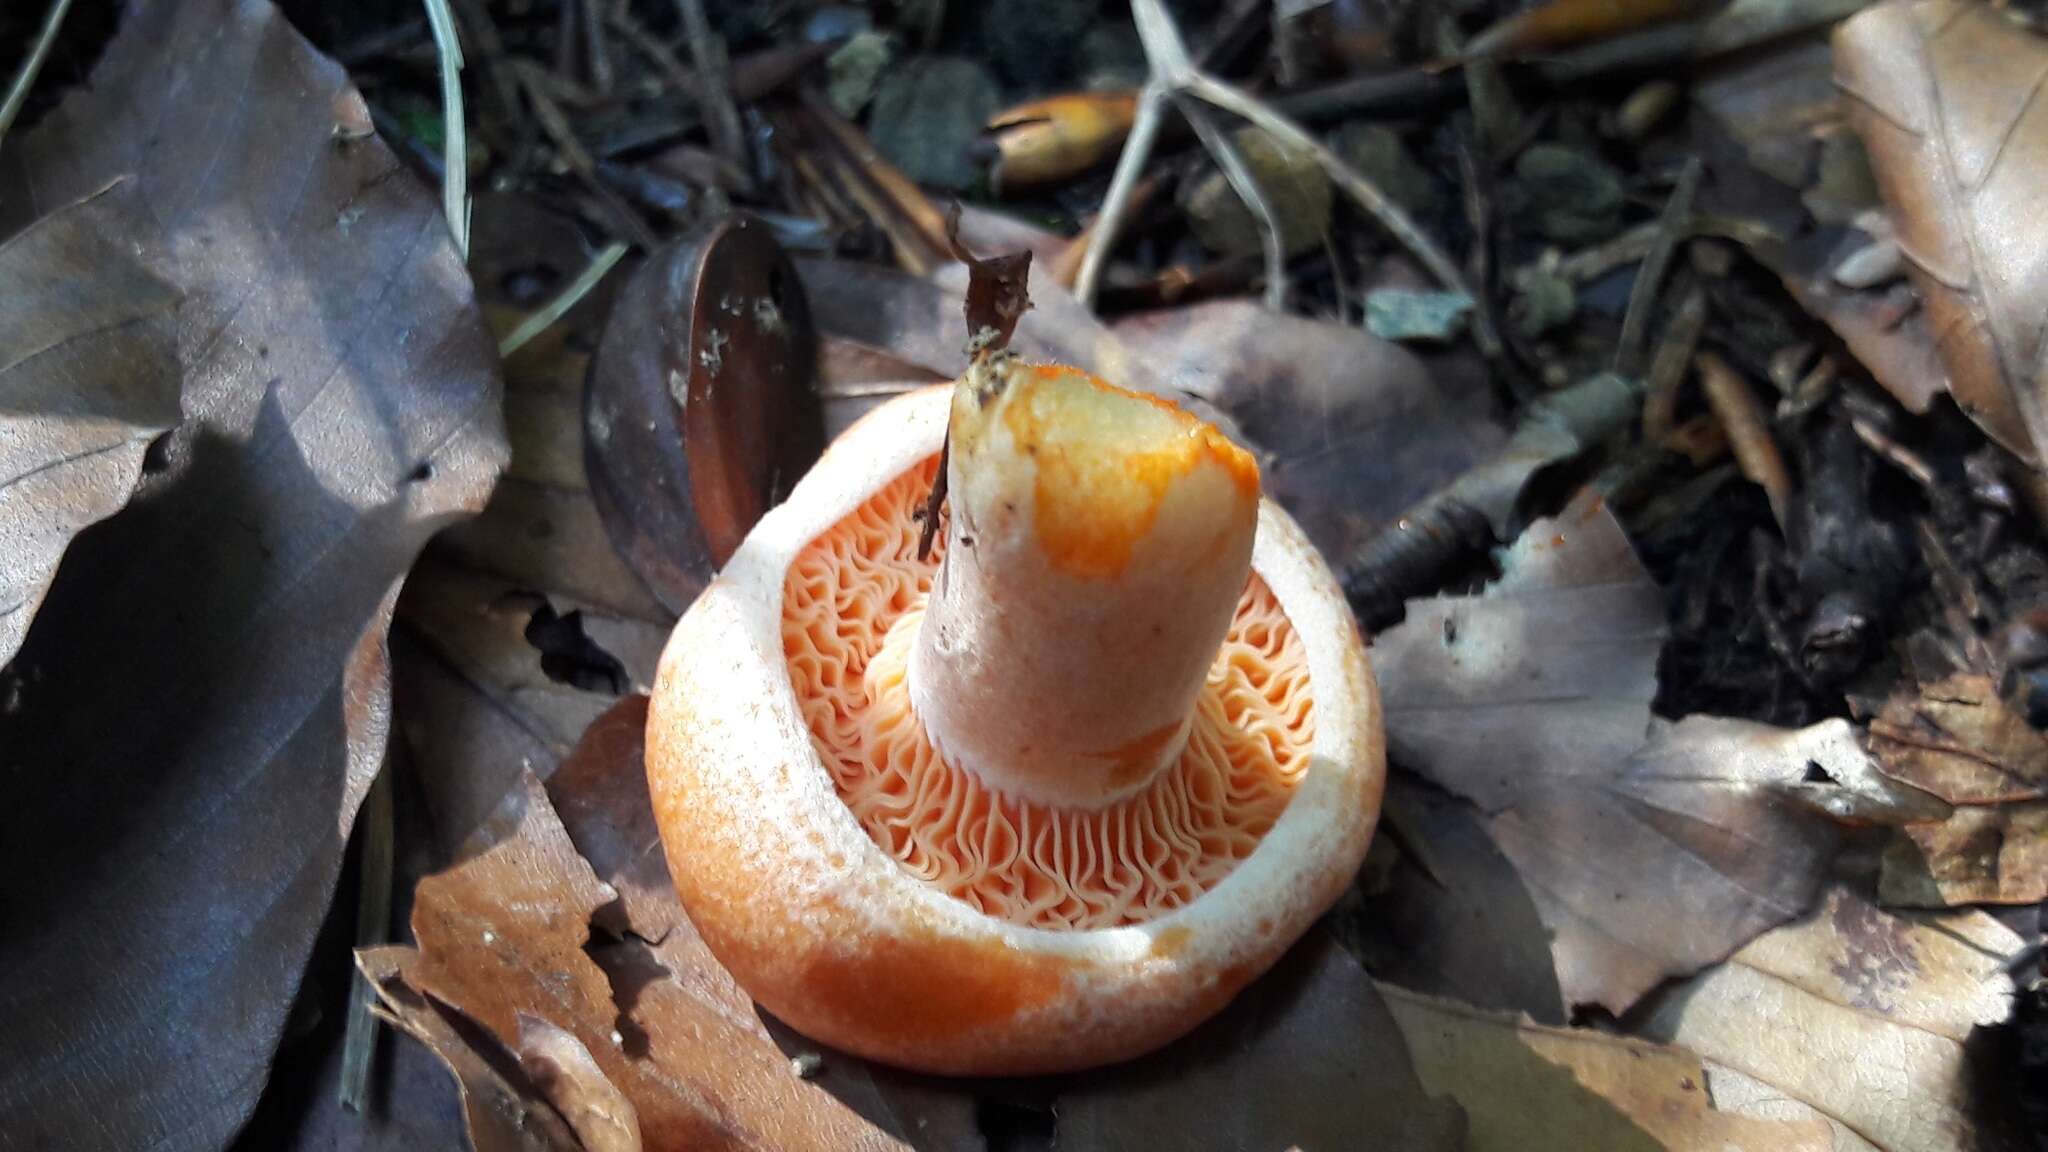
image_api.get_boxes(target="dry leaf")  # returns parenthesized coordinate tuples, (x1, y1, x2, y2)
(0, 0, 506, 1144)
(1468, 0, 1706, 59)
(519, 1014, 644, 1152)
(1374, 492, 1931, 1013)
(0, 189, 181, 666)
(403, 773, 911, 1152)
(1055, 933, 1467, 1152)
(1836, 0, 2048, 466)
(1111, 300, 1509, 564)
(1638, 886, 2025, 1152)
(1882, 799, 2048, 906)
(1866, 672, 2048, 804)
(1381, 985, 1835, 1151)
(985, 91, 1140, 194)
(358, 948, 580, 1152)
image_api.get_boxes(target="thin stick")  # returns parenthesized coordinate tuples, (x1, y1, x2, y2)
(1074, 82, 1169, 308)
(1640, 284, 1706, 445)
(499, 241, 630, 358)
(337, 765, 395, 1111)
(511, 60, 659, 250)
(1615, 157, 1702, 376)
(675, 0, 746, 171)
(1696, 350, 1792, 531)
(420, 0, 470, 257)
(0, 0, 77, 152)
(1178, 98, 1287, 311)
(579, 0, 612, 96)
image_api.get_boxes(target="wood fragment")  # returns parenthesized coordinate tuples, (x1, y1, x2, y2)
(1696, 350, 1792, 532)
(675, 0, 746, 173)
(1616, 157, 1701, 376)
(1640, 285, 1707, 446)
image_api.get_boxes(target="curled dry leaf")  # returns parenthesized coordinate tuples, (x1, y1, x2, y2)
(1381, 986, 1835, 1151)
(1373, 492, 1928, 1014)
(400, 773, 910, 1152)
(583, 216, 824, 615)
(358, 948, 580, 1152)
(0, 188, 180, 666)
(1639, 886, 2025, 1152)
(518, 1014, 644, 1152)
(984, 90, 1140, 194)
(0, 0, 506, 1145)
(1836, 0, 2048, 466)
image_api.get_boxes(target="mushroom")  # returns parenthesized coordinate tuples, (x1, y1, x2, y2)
(646, 265, 1383, 1075)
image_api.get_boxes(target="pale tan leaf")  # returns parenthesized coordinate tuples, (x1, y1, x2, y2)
(1638, 887, 2023, 1152)
(1836, 0, 2048, 464)
(0, 188, 180, 666)
(1381, 985, 1835, 1151)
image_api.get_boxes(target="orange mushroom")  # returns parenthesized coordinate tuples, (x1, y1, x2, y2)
(646, 296, 1384, 1075)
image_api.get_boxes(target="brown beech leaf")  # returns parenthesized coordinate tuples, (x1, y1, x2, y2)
(1373, 492, 1937, 1014)
(518, 1014, 644, 1152)
(0, 0, 506, 1144)
(1381, 986, 1835, 1151)
(1882, 799, 2048, 905)
(0, 189, 182, 666)
(403, 772, 912, 1152)
(1865, 671, 2048, 804)
(1111, 301, 1508, 564)
(358, 947, 581, 1152)
(1638, 886, 2026, 1152)
(1836, 0, 2048, 465)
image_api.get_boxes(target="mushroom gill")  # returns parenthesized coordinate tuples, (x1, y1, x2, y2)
(782, 457, 1317, 930)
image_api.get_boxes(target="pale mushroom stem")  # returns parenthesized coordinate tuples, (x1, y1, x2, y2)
(907, 358, 1261, 809)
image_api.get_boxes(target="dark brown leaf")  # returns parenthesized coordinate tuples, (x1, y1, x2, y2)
(1111, 301, 1509, 564)
(1373, 492, 1930, 1013)
(0, 0, 506, 1143)
(1055, 932, 1467, 1152)
(584, 216, 824, 615)
(1777, 229, 1951, 415)
(0, 188, 181, 665)
(1837, 0, 2048, 465)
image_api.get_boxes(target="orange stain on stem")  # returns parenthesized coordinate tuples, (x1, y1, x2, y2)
(1002, 366, 1258, 581)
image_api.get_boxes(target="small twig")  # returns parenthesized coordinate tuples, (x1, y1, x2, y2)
(1640, 284, 1707, 445)
(607, 5, 700, 100)
(0, 0, 74, 152)
(421, 0, 470, 257)
(1850, 417, 1938, 489)
(675, 0, 747, 173)
(1177, 99, 1286, 311)
(511, 60, 659, 249)
(1696, 350, 1792, 532)
(499, 241, 630, 358)
(1075, 82, 1171, 307)
(580, 0, 612, 96)
(1615, 157, 1702, 376)
(1453, 128, 1526, 398)
(338, 765, 395, 1112)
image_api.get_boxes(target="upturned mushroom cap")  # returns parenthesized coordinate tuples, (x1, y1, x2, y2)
(646, 376, 1383, 1076)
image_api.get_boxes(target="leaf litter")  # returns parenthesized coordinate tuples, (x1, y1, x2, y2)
(5, 0, 2046, 1147)
(0, 0, 507, 1146)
